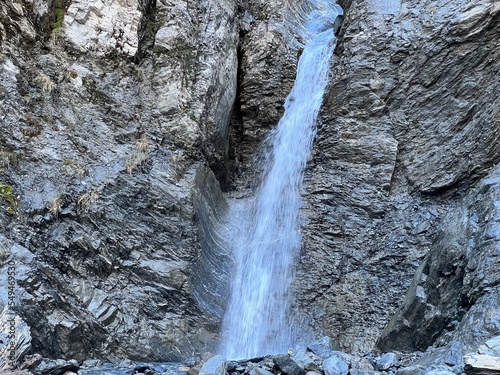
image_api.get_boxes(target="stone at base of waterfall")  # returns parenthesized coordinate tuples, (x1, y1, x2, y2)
(34, 358, 79, 375)
(308, 337, 334, 359)
(479, 336, 500, 357)
(189, 353, 217, 375)
(350, 356, 375, 372)
(395, 364, 457, 375)
(425, 366, 456, 375)
(350, 371, 383, 375)
(274, 355, 305, 375)
(291, 348, 321, 372)
(395, 365, 425, 375)
(322, 352, 350, 375)
(200, 355, 227, 375)
(250, 367, 275, 375)
(464, 354, 500, 374)
(376, 353, 398, 371)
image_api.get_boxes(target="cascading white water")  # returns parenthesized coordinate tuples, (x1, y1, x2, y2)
(219, 0, 343, 360)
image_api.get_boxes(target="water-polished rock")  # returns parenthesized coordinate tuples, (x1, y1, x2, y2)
(0, 0, 238, 360)
(464, 355, 500, 374)
(200, 356, 227, 375)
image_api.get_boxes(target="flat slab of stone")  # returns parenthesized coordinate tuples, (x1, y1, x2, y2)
(479, 337, 500, 357)
(464, 354, 500, 374)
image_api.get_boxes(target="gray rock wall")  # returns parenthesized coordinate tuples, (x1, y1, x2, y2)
(1, 0, 499, 364)
(0, 0, 238, 361)
(295, 0, 500, 353)
(377, 164, 500, 353)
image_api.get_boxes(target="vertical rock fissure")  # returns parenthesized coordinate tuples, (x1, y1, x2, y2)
(135, 0, 157, 63)
(219, 0, 343, 360)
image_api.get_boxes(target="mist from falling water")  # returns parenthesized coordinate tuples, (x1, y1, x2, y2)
(219, 0, 343, 360)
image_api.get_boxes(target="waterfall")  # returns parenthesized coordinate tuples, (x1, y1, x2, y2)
(219, 0, 343, 360)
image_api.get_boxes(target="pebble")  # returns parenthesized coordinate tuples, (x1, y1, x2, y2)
(199, 355, 227, 375)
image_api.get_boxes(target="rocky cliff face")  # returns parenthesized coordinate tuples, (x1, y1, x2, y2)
(0, 0, 499, 368)
(0, 0, 239, 362)
(296, 0, 500, 354)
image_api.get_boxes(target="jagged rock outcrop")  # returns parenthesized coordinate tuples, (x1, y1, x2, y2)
(0, 0, 238, 362)
(377, 163, 500, 353)
(295, 0, 500, 353)
(229, 0, 312, 183)
(1, 0, 499, 366)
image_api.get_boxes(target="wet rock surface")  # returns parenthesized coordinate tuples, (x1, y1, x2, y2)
(296, 0, 500, 353)
(0, 0, 500, 370)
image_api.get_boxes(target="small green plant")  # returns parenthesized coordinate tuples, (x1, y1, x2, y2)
(0, 182, 17, 215)
(51, 8, 65, 31)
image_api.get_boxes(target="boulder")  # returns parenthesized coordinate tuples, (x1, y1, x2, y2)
(34, 359, 79, 375)
(249, 368, 275, 375)
(322, 352, 350, 375)
(376, 353, 398, 371)
(274, 355, 305, 375)
(464, 355, 500, 375)
(308, 337, 334, 359)
(291, 349, 321, 372)
(199, 356, 227, 375)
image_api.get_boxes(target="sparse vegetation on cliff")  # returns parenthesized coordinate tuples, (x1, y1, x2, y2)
(0, 182, 17, 215)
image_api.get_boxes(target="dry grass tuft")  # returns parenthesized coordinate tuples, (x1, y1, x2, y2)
(77, 188, 99, 212)
(62, 159, 88, 177)
(0, 151, 16, 170)
(34, 74, 55, 94)
(125, 139, 150, 174)
(49, 195, 62, 218)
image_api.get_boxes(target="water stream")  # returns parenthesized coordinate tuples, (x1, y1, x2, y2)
(219, 0, 343, 360)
